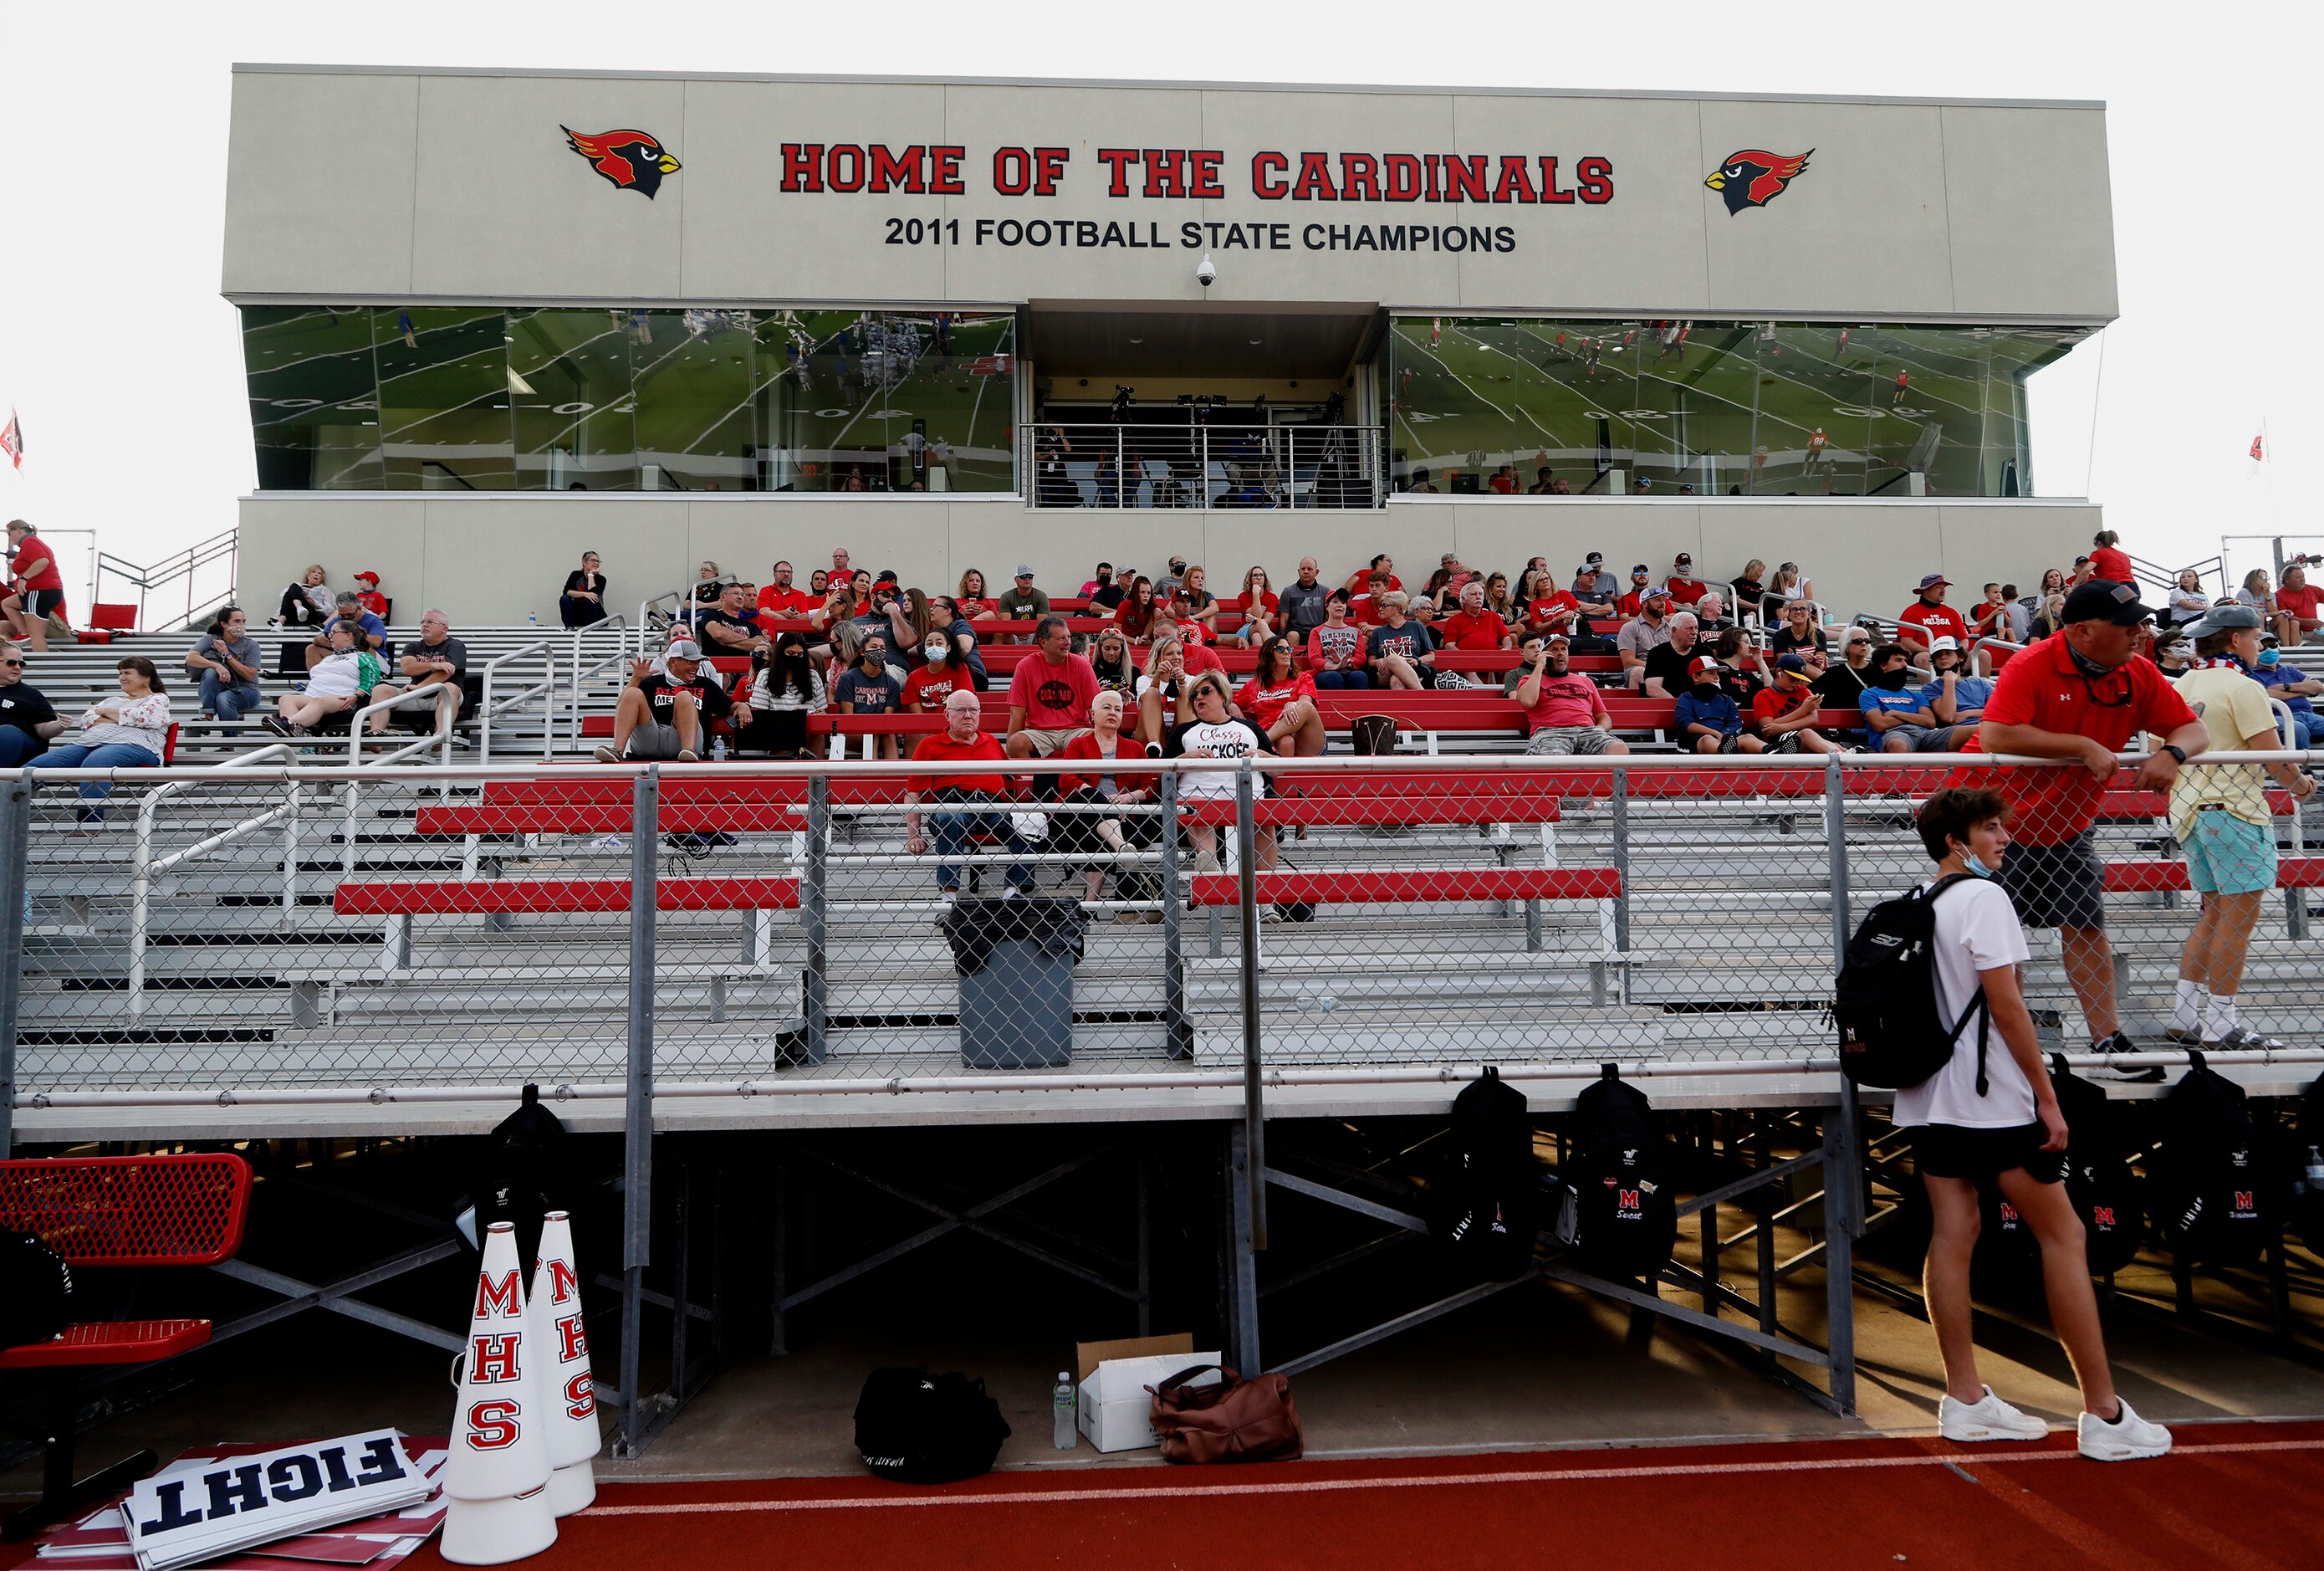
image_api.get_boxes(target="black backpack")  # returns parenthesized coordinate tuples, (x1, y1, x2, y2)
(2291, 1074, 2324, 1253)
(2051, 1054, 2146, 1277)
(0, 1230, 74, 1346)
(1429, 1067, 1540, 1282)
(853, 1368, 1011, 1484)
(467, 1083, 570, 1267)
(1835, 875, 1990, 1094)
(1565, 1066, 1678, 1281)
(2156, 1049, 2269, 1267)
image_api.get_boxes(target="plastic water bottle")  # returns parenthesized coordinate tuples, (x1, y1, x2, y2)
(527, 612, 538, 626)
(1052, 1373, 1076, 1449)
(710, 736, 728, 762)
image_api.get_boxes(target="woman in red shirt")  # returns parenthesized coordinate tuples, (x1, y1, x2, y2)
(954, 568, 996, 621)
(1233, 637, 1323, 758)
(1114, 576, 1161, 644)
(1053, 690, 1159, 916)
(2087, 531, 2133, 586)
(1227, 565, 1279, 647)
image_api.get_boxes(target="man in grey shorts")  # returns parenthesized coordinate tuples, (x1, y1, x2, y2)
(1510, 632, 1629, 755)
(595, 640, 730, 763)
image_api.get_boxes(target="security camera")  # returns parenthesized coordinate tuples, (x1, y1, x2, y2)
(1195, 253, 1217, 289)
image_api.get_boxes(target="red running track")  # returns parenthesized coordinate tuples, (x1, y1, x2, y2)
(343, 1421, 2324, 1570)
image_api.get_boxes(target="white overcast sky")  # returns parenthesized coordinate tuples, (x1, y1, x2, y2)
(0, 1, 2313, 598)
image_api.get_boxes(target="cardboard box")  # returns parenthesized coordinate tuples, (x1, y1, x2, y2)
(1073, 1337, 1220, 1453)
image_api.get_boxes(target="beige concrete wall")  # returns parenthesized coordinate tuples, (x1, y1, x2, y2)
(237, 494, 2102, 632)
(225, 68, 2117, 322)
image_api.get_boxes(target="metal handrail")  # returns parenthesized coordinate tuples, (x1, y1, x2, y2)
(572, 629, 640, 749)
(96, 527, 239, 632)
(567, 619, 626, 747)
(478, 638, 556, 766)
(636, 592, 682, 658)
(126, 742, 301, 1020)
(1024, 422, 1382, 510)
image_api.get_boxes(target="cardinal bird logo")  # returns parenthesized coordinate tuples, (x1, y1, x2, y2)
(1705, 149, 1812, 213)
(562, 126, 682, 198)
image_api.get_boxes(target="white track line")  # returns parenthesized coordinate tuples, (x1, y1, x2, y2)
(585, 1436, 2324, 1517)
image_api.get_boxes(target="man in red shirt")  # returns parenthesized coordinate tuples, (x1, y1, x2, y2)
(1005, 614, 1100, 758)
(2271, 562, 2322, 643)
(1437, 581, 1514, 651)
(1511, 633, 1628, 755)
(755, 560, 817, 621)
(352, 571, 390, 620)
(1896, 573, 1969, 653)
(1966, 577, 2210, 1078)
(904, 688, 1031, 902)
(3, 519, 68, 652)
(1663, 552, 1706, 606)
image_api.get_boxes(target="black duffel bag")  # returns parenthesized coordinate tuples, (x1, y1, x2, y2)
(854, 1367, 1011, 1484)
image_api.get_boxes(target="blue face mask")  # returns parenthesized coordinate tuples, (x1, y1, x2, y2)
(1959, 847, 1999, 878)
(2258, 648, 2282, 668)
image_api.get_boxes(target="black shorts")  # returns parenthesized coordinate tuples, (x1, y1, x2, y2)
(1999, 832, 2105, 930)
(1913, 1122, 2067, 1185)
(13, 587, 62, 618)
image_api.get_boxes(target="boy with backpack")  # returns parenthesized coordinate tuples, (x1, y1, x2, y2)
(1899, 787, 2171, 1461)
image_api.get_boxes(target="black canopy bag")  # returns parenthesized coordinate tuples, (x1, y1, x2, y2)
(0, 1230, 73, 1346)
(2156, 1049, 2270, 1267)
(465, 1083, 571, 1267)
(2051, 1053, 2146, 1277)
(1835, 875, 1990, 1094)
(1565, 1065, 1678, 1281)
(1428, 1067, 1541, 1282)
(853, 1367, 1011, 1484)
(2291, 1073, 2324, 1253)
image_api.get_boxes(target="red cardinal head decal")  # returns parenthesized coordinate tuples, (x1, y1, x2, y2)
(563, 126, 681, 198)
(1705, 149, 1811, 213)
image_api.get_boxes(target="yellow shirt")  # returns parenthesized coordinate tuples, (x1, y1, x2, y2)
(2166, 666, 2276, 837)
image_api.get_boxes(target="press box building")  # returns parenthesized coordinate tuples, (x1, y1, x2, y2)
(223, 66, 2116, 624)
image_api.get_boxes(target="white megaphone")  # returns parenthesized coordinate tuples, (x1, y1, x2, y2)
(440, 1221, 558, 1565)
(527, 1210, 600, 1515)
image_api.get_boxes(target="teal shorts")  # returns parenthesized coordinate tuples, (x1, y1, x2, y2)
(2182, 807, 2277, 896)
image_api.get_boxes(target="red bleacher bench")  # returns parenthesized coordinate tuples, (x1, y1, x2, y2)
(1187, 867, 1622, 906)
(2104, 856, 2324, 894)
(0, 1154, 253, 1542)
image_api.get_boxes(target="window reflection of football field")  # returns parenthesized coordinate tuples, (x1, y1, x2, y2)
(1387, 319, 2079, 497)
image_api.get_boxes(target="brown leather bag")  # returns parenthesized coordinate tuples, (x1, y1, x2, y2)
(1147, 1364, 1303, 1464)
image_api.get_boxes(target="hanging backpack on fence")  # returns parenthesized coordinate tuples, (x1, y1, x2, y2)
(0, 1230, 74, 1346)
(1428, 1067, 1540, 1282)
(1835, 875, 1989, 1093)
(853, 1368, 1011, 1484)
(2156, 1049, 2270, 1267)
(2291, 1073, 2324, 1253)
(2051, 1053, 2146, 1277)
(1566, 1065, 1678, 1281)
(460, 1082, 571, 1267)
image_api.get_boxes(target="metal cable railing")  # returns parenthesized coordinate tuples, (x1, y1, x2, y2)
(1020, 422, 1383, 509)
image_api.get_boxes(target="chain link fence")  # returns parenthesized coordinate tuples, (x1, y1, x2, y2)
(3, 753, 2320, 1120)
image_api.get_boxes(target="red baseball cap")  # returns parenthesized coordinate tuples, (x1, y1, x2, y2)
(354, 570, 381, 585)
(1689, 655, 1721, 679)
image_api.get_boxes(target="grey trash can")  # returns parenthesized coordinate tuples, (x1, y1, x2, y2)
(943, 897, 1087, 1068)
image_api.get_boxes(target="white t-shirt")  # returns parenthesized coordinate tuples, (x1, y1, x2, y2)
(1169, 718, 1268, 801)
(1891, 877, 2035, 1129)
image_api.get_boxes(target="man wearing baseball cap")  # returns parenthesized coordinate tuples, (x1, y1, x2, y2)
(1664, 552, 1705, 606)
(1511, 632, 1627, 755)
(1752, 652, 1846, 755)
(1897, 572, 1969, 654)
(596, 639, 729, 764)
(1616, 564, 1655, 618)
(351, 570, 389, 621)
(1674, 652, 1755, 752)
(1960, 578, 2210, 1078)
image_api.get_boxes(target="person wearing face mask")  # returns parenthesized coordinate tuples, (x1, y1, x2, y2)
(2252, 640, 2321, 746)
(1910, 637, 1995, 752)
(901, 632, 978, 714)
(740, 635, 827, 758)
(1900, 787, 2172, 1463)
(834, 634, 906, 760)
(1858, 643, 1928, 751)
(2152, 627, 2194, 676)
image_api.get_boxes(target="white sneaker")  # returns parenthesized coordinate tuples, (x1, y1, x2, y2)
(1938, 1386, 2049, 1443)
(2077, 1398, 2171, 1461)
(589, 834, 628, 852)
